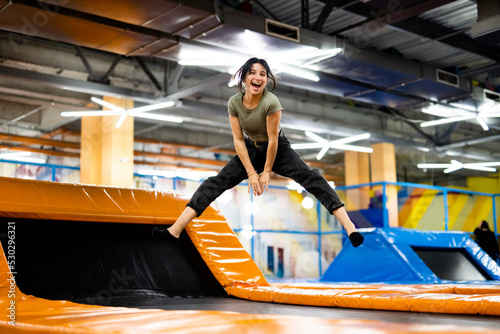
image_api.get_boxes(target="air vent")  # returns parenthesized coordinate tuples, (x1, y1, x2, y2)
(484, 89, 500, 103)
(265, 19, 300, 43)
(436, 69, 459, 87)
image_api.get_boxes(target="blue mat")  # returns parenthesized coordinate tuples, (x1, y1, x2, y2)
(321, 228, 500, 284)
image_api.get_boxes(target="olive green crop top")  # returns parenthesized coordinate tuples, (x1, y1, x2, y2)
(227, 89, 282, 141)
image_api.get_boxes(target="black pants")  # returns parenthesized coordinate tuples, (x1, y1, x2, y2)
(187, 132, 344, 216)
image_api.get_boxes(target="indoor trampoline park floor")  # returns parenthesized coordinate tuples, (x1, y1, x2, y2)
(2, 178, 500, 333)
(76, 295, 500, 330)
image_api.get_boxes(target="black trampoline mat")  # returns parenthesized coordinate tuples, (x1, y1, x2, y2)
(69, 295, 500, 329)
(412, 247, 491, 281)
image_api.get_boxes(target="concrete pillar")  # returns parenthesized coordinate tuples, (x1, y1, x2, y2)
(370, 142, 399, 227)
(80, 97, 134, 187)
(344, 151, 370, 210)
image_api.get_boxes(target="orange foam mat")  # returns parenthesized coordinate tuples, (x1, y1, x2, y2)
(0, 177, 268, 288)
(2, 247, 498, 334)
(1, 176, 500, 333)
(0, 250, 499, 334)
(4, 309, 500, 334)
(226, 283, 500, 316)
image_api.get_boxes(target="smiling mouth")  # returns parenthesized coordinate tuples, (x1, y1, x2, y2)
(251, 83, 261, 89)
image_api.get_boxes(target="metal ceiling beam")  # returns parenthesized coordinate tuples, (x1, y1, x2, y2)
(326, 0, 500, 63)
(10, 0, 173, 40)
(250, 0, 279, 20)
(0, 64, 158, 103)
(330, 0, 457, 35)
(163, 72, 231, 101)
(301, 0, 310, 29)
(313, 0, 336, 32)
(393, 17, 500, 63)
(134, 56, 163, 92)
(436, 134, 500, 150)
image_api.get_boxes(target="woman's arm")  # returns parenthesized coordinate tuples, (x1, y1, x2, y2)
(260, 110, 282, 192)
(229, 115, 262, 196)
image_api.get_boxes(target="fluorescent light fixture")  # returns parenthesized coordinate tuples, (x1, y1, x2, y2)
(0, 151, 46, 164)
(294, 131, 372, 158)
(305, 131, 328, 143)
(316, 145, 329, 160)
(417, 163, 452, 168)
(443, 160, 463, 173)
(330, 133, 371, 145)
(0, 151, 31, 158)
(128, 101, 175, 114)
(61, 110, 122, 117)
(178, 59, 243, 66)
(421, 103, 500, 130)
(274, 64, 320, 82)
(465, 162, 500, 167)
(418, 160, 500, 173)
(134, 113, 183, 123)
(420, 114, 476, 127)
(61, 97, 178, 128)
(416, 147, 430, 152)
(138, 169, 217, 181)
(463, 165, 496, 172)
(329, 144, 373, 153)
(422, 104, 471, 118)
(91, 97, 125, 113)
(481, 112, 500, 117)
(476, 115, 489, 131)
(291, 142, 324, 149)
(114, 113, 128, 129)
(301, 48, 343, 68)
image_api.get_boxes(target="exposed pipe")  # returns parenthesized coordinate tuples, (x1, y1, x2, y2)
(0, 0, 12, 14)
(0, 132, 80, 149)
(0, 144, 79, 158)
(436, 134, 500, 150)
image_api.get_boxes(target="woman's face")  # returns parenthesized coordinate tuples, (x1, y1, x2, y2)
(243, 63, 268, 95)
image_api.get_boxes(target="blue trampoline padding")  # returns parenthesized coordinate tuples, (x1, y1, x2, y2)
(321, 228, 500, 284)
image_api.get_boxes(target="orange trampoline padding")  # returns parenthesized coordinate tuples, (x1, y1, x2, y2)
(226, 282, 500, 316)
(2, 176, 500, 332)
(0, 177, 268, 288)
(0, 176, 194, 224)
(2, 248, 500, 334)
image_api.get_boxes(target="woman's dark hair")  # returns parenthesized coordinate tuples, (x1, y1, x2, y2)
(233, 57, 277, 93)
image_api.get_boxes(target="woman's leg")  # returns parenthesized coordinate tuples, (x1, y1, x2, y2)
(167, 206, 197, 238)
(272, 135, 363, 246)
(162, 142, 264, 239)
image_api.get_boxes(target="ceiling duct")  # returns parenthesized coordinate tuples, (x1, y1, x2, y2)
(265, 19, 300, 43)
(471, 0, 500, 45)
(436, 69, 459, 88)
(472, 86, 500, 104)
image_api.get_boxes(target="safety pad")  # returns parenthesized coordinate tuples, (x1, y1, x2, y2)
(2, 246, 500, 334)
(0, 177, 268, 291)
(226, 282, 500, 316)
(1, 176, 500, 334)
(321, 228, 500, 283)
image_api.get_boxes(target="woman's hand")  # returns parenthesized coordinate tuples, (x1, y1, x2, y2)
(259, 170, 272, 193)
(248, 173, 263, 196)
